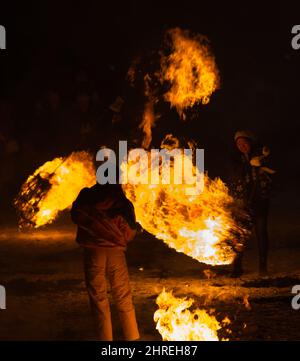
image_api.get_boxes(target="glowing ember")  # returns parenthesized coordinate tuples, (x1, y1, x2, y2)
(139, 100, 156, 149)
(15, 151, 95, 228)
(154, 289, 222, 341)
(122, 137, 243, 266)
(139, 74, 159, 149)
(160, 28, 220, 118)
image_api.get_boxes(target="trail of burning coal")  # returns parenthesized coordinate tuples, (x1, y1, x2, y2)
(154, 290, 231, 341)
(160, 28, 220, 119)
(14, 151, 95, 228)
(133, 28, 220, 149)
(122, 136, 244, 266)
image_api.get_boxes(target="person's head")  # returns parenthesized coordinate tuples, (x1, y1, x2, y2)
(234, 130, 255, 155)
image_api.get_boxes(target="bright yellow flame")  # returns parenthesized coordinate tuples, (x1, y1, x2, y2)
(154, 289, 222, 341)
(122, 138, 240, 266)
(15, 151, 95, 228)
(160, 28, 220, 118)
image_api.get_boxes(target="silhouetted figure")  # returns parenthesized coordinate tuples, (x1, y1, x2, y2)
(71, 182, 140, 341)
(230, 130, 275, 277)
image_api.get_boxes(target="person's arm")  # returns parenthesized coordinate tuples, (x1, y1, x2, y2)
(250, 145, 276, 174)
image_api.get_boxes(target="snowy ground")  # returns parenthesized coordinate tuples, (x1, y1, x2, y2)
(0, 223, 300, 341)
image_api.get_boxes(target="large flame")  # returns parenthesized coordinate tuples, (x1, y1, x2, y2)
(160, 28, 220, 118)
(122, 137, 242, 266)
(15, 151, 95, 228)
(154, 289, 224, 341)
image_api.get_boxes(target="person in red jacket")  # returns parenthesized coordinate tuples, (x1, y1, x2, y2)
(71, 182, 140, 341)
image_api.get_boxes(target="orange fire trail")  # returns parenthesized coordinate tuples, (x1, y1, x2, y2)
(160, 27, 220, 119)
(154, 289, 230, 341)
(15, 151, 95, 228)
(122, 136, 242, 266)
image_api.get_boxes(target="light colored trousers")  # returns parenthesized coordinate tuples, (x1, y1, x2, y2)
(83, 247, 140, 341)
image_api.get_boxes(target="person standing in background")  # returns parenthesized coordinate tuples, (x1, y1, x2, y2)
(230, 130, 275, 277)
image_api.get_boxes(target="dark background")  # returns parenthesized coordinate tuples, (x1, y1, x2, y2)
(0, 1, 300, 341)
(0, 0, 299, 220)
